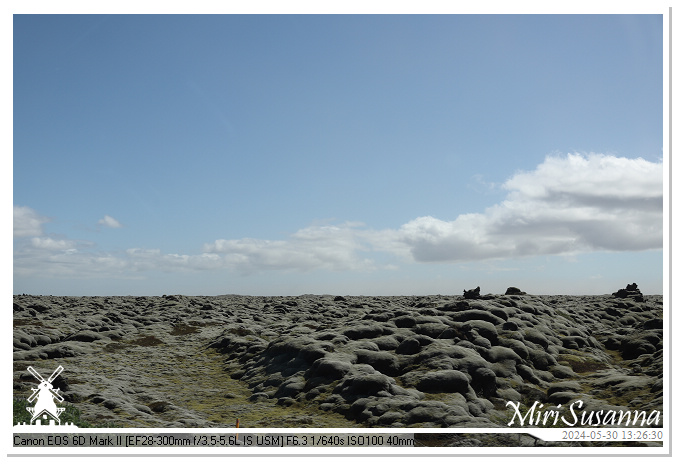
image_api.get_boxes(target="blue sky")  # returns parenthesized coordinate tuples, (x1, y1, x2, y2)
(12, 13, 665, 296)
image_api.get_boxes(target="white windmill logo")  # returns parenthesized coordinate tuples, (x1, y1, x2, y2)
(25, 365, 66, 425)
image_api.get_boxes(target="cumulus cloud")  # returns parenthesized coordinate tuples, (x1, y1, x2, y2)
(13, 206, 48, 237)
(14, 238, 126, 279)
(203, 223, 376, 274)
(389, 153, 662, 262)
(194, 153, 661, 271)
(98, 215, 122, 228)
(126, 248, 225, 272)
(13, 153, 663, 280)
(30, 237, 77, 251)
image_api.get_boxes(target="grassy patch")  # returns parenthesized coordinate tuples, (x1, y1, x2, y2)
(103, 342, 130, 353)
(603, 348, 625, 365)
(147, 401, 172, 413)
(129, 335, 164, 347)
(156, 348, 357, 428)
(558, 353, 608, 374)
(170, 323, 200, 336)
(226, 326, 255, 337)
(13, 319, 42, 327)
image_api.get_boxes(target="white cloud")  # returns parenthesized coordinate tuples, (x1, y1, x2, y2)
(204, 223, 376, 274)
(30, 237, 77, 251)
(13, 206, 48, 237)
(388, 153, 662, 262)
(14, 239, 126, 279)
(13, 153, 663, 281)
(98, 215, 122, 228)
(195, 153, 661, 271)
(503, 153, 661, 201)
(126, 248, 225, 272)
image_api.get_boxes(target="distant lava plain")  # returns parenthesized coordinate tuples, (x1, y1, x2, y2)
(13, 285, 663, 446)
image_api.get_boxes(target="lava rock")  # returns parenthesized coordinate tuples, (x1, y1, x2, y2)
(505, 287, 527, 295)
(416, 369, 470, 393)
(355, 349, 400, 376)
(463, 287, 481, 299)
(613, 283, 644, 302)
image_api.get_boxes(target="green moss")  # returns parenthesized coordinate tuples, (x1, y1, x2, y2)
(226, 327, 255, 337)
(170, 323, 200, 336)
(13, 319, 42, 327)
(129, 335, 164, 346)
(185, 353, 355, 427)
(103, 342, 129, 352)
(558, 353, 608, 373)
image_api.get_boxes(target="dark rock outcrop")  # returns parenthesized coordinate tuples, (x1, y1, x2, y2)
(613, 283, 644, 302)
(463, 286, 481, 299)
(505, 287, 526, 295)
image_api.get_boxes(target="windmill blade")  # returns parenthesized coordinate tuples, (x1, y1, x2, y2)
(50, 388, 64, 403)
(28, 388, 40, 403)
(48, 365, 64, 383)
(27, 366, 45, 382)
